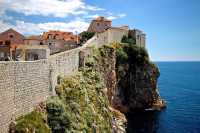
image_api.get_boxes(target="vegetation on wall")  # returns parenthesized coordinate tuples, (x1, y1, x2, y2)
(14, 46, 115, 132)
(15, 111, 50, 133)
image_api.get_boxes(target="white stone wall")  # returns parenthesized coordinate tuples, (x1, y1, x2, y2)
(88, 27, 129, 48)
(0, 48, 81, 132)
(48, 48, 80, 94)
(0, 60, 50, 132)
(107, 27, 129, 44)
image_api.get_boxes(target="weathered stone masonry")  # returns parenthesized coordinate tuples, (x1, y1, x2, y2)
(0, 60, 50, 132)
(0, 48, 80, 132)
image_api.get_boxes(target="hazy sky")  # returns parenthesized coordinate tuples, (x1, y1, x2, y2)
(0, 0, 199, 61)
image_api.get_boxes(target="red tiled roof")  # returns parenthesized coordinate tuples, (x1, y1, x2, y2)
(42, 30, 79, 41)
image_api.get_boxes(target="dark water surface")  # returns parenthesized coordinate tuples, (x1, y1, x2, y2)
(126, 62, 200, 133)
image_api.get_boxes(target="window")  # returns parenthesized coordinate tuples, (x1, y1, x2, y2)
(9, 35, 14, 38)
(40, 42, 43, 45)
(97, 23, 100, 26)
(8, 33, 14, 39)
(48, 34, 53, 39)
(137, 35, 140, 39)
(0, 41, 3, 45)
(49, 43, 52, 46)
(5, 40, 11, 45)
(33, 54, 38, 60)
(0, 52, 4, 58)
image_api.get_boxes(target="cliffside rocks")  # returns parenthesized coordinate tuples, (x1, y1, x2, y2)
(112, 43, 165, 113)
(88, 43, 165, 114)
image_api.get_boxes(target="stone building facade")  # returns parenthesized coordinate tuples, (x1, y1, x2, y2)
(23, 31, 79, 55)
(87, 16, 112, 33)
(42, 31, 79, 54)
(129, 29, 146, 47)
(15, 45, 50, 61)
(24, 35, 43, 45)
(86, 26, 129, 47)
(0, 29, 25, 60)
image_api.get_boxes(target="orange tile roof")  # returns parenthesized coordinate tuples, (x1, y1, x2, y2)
(42, 30, 79, 41)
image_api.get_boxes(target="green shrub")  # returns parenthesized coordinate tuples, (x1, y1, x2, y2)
(80, 31, 95, 42)
(46, 97, 71, 133)
(116, 47, 128, 65)
(47, 66, 112, 132)
(15, 111, 50, 133)
(121, 35, 135, 45)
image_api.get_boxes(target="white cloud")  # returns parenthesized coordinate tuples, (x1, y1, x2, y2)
(0, 0, 127, 35)
(0, 0, 104, 17)
(84, 14, 100, 19)
(0, 20, 12, 32)
(107, 13, 126, 20)
(84, 13, 127, 20)
(0, 19, 89, 35)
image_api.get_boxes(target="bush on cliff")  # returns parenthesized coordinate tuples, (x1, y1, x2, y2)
(121, 35, 135, 45)
(46, 97, 71, 132)
(115, 42, 149, 67)
(51, 66, 113, 132)
(15, 111, 50, 133)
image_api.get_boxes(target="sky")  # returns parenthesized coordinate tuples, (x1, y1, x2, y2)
(0, 0, 200, 61)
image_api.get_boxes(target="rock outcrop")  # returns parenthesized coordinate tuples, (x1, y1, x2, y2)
(111, 43, 165, 113)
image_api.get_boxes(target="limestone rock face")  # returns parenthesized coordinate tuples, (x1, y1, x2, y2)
(112, 43, 164, 114)
(113, 62, 161, 113)
(91, 44, 163, 114)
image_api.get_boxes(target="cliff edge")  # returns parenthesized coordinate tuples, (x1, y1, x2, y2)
(112, 43, 165, 113)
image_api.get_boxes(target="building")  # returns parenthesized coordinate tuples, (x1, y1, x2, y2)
(15, 45, 50, 61)
(0, 28, 25, 60)
(107, 26, 129, 43)
(129, 29, 146, 47)
(87, 16, 112, 33)
(0, 44, 10, 61)
(24, 35, 43, 45)
(42, 30, 79, 54)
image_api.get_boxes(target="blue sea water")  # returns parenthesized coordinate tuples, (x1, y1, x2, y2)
(126, 62, 200, 133)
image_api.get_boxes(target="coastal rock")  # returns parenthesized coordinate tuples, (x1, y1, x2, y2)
(111, 43, 165, 114)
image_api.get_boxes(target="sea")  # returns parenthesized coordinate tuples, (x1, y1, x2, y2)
(126, 62, 200, 133)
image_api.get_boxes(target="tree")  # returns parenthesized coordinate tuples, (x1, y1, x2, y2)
(80, 31, 95, 42)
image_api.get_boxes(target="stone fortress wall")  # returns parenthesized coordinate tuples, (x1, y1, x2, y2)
(0, 27, 131, 132)
(0, 49, 81, 132)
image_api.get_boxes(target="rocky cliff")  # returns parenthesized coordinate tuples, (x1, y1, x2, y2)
(112, 43, 165, 113)
(86, 43, 165, 114)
